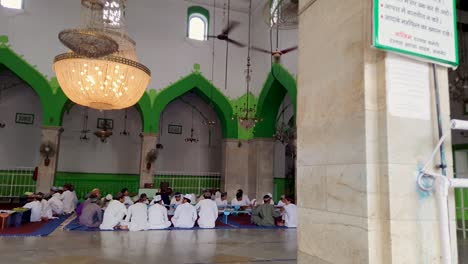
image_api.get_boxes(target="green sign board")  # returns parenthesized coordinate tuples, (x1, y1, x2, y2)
(373, 0, 458, 67)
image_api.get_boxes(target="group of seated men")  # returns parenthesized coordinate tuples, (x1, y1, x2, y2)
(74, 187, 297, 231)
(22, 184, 79, 222)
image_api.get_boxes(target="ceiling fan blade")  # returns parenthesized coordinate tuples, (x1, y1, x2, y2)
(222, 21, 240, 35)
(226, 38, 246, 48)
(206, 35, 218, 38)
(252, 46, 272, 54)
(280, 46, 298, 54)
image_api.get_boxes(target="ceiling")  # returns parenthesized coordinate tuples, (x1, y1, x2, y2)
(184, 0, 266, 14)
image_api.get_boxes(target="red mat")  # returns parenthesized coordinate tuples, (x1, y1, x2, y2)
(0, 220, 47, 235)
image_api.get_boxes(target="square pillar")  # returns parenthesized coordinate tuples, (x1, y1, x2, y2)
(36, 126, 62, 193)
(297, 0, 456, 263)
(249, 138, 275, 201)
(139, 133, 158, 188)
(221, 139, 250, 199)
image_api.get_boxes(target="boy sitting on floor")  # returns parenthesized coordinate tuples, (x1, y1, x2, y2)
(99, 192, 127, 230)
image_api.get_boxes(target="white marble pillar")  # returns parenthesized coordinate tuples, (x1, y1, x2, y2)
(139, 133, 158, 188)
(36, 126, 62, 193)
(297, 0, 456, 263)
(249, 138, 275, 201)
(221, 139, 250, 199)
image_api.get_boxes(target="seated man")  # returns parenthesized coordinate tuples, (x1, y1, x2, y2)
(38, 192, 54, 220)
(23, 194, 42, 222)
(171, 194, 197, 228)
(62, 184, 76, 214)
(277, 195, 286, 207)
(99, 192, 127, 230)
(122, 194, 149, 231)
(231, 192, 250, 210)
(251, 195, 281, 227)
(77, 188, 102, 217)
(237, 189, 251, 205)
(196, 192, 219, 229)
(215, 192, 228, 207)
(280, 196, 297, 228)
(79, 194, 102, 228)
(121, 188, 134, 207)
(148, 195, 171, 229)
(48, 187, 64, 215)
(168, 192, 183, 215)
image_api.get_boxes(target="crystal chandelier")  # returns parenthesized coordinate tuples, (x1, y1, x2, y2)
(232, 0, 261, 130)
(450, 28, 468, 102)
(53, 0, 151, 110)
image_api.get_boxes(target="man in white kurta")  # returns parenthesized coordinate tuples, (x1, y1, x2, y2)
(215, 192, 228, 207)
(277, 195, 286, 207)
(171, 194, 197, 228)
(23, 195, 42, 222)
(148, 195, 171, 229)
(62, 185, 76, 214)
(168, 192, 183, 215)
(121, 188, 134, 207)
(99, 193, 127, 230)
(123, 195, 149, 231)
(48, 191, 64, 215)
(231, 192, 250, 207)
(196, 193, 219, 228)
(39, 194, 54, 220)
(282, 197, 297, 228)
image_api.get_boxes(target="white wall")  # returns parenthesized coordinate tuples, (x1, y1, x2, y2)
(58, 105, 142, 174)
(0, 0, 258, 98)
(0, 79, 42, 169)
(156, 93, 222, 173)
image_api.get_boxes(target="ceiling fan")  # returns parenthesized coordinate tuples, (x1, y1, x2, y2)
(207, 21, 245, 48)
(252, 45, 297, 61)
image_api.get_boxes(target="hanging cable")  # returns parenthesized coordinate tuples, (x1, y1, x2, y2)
(224, 0, 230, 90)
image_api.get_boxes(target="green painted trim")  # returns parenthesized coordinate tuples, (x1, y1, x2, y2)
(273, 177, 294, 202)
(372, 0, 459, 67)
(0, 37, 68, 126)
(452, 144, 468, 151)
(254, 64, 297, 138)
(187, 6, 210, 40)
(138, 71, 238, 138)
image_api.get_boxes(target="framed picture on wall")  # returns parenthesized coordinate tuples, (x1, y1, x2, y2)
(97, 118, 114, 129)
(15, 113, 34, 125)
(168, 125, 182, 134)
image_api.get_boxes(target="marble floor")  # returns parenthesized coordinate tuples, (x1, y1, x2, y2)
(0, 228, 297, 264)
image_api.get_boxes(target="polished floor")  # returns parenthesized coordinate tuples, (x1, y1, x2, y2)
(0, 226, 297, 264)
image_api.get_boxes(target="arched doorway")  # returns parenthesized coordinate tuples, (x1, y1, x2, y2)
(56, 104, 143, 199)
(155, 92, 223, 196)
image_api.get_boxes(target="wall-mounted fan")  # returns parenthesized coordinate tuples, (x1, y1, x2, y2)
(146, 149, 158, 170)
(39, 142, 56, 166)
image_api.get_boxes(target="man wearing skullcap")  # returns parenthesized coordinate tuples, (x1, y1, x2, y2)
(251, 194, 281, 227)
(148, 195, 171, 229)
(79, 194, 102, 228)
(171, 194, 197, 228)
(196, 192, 219, 228)
(99, 192, 127, 230)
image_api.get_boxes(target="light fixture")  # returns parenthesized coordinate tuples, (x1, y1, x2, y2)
(185, 108, 199, 143)
(120, 108, 130, 136)
(94, 115, 112, 142)
(232, 0, 261, 130)
(53, 0, 151, 111)
(80, 108, 90, 142)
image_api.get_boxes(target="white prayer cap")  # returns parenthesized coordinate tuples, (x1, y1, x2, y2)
(184, 194, 192, 201)
(266, 193, 273, 198)
(153, 195, 162, 202)
(105, 194, 113, 200)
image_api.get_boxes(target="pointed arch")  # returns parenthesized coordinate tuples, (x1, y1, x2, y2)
(0, 40, 68, 126)
(139, 73, 237, 138)
(254, 64, 297, 138)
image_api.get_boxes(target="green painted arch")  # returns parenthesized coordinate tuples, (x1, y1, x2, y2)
(254, 63, 297, 138)
(0, 38, 68, 126)
(139, 73, 237, 138)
